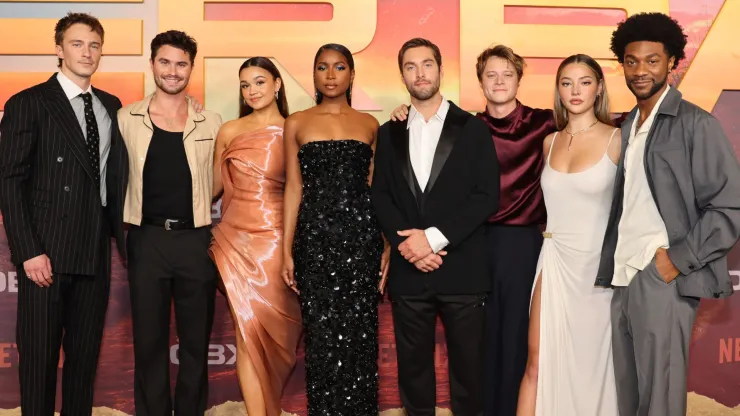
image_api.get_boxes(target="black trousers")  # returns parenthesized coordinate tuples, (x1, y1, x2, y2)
(391, 285, 487, 416)
(484, 224, 542, 416)
(126, 225, 217, 416)
(17, 219, 111, 416)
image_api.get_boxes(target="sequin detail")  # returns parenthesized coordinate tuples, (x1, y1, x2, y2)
(293, 139, 383, 416)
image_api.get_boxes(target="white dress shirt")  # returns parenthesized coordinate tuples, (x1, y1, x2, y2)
(407, 99, 450, 253)
(612, 86, 671, 286)
(56, 71, 111, 206)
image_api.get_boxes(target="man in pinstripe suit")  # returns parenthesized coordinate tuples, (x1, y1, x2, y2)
(0, 13, 128, 416)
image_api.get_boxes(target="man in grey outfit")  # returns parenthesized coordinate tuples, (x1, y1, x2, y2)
(596, 12, 740, 416)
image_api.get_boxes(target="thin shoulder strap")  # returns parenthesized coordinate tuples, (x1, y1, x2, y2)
(607, 128, 618, 147)
(604, 128, 618, 154)
(547, 131, 558, 163)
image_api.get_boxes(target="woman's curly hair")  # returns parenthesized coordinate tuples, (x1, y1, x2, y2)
(610, 12, 687, 70)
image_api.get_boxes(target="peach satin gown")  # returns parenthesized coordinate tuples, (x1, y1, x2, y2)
(209, 125, 302, 414)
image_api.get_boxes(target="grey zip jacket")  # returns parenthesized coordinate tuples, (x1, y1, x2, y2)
(595, 87, 740, 298)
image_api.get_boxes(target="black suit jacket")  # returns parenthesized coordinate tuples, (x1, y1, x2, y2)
(0, 74, 128, 275)
(372, 101, 499, 295)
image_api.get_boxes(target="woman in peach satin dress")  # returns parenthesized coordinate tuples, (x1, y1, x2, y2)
(210, 57, 302, 416)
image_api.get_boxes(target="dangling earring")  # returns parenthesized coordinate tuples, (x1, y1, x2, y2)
(275, 91, 279, 99)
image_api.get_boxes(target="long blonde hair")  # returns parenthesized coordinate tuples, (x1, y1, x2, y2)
(553, 54, 612, 130)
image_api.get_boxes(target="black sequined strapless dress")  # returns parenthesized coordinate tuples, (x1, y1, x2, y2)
(293, 139, 383, 415)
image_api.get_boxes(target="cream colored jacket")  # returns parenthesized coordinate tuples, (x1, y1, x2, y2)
(118, 94, 222, 227)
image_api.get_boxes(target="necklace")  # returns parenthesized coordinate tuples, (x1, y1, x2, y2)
(565, 120, 599, 151)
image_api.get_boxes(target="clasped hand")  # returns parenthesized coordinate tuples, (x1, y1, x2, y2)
(397, 229, 446, 273)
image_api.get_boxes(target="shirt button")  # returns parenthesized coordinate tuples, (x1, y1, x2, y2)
(688, 265, 695, 270)
(57, 156, 63, 163)
(64, 186, 71, 192)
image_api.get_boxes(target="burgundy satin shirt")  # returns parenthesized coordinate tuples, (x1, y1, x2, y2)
(476, 101, 556, 225)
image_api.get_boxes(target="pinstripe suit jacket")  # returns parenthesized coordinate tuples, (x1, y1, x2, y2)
(0, 74, 128, 275)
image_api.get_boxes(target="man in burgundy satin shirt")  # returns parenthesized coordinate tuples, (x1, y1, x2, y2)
(474, 45, 555, 416)
(391, 45, 555, 416)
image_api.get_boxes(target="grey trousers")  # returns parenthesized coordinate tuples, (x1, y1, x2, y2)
(611, 260, 700, 416)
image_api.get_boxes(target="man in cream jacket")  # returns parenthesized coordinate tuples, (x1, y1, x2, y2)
(118, 30, 222, 416)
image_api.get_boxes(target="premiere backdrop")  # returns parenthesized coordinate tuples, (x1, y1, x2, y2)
(0, 0, 739, 414)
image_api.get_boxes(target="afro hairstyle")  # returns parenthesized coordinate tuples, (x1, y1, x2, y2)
(610, 12, 687, 70)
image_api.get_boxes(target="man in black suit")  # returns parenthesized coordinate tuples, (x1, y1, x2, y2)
(371, 37, 499, 416)
(0, 13, 128, 416)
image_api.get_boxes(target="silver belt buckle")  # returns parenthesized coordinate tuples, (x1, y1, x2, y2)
(164, 219, 177, 231)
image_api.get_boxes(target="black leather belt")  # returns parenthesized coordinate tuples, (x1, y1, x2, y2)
(141, 217, 195, 231)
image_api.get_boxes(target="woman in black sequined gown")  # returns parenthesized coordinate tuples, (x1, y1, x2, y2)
(281, 43, 390, 415)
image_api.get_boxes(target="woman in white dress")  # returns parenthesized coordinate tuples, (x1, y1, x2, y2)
(517, 54, 621, 416)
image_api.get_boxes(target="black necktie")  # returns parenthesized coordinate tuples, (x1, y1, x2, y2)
(79, 92, 100, 186)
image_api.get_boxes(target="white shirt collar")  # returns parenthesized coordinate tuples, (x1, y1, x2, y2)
(634, 85, 671, 135)
(407, 97, 450, 129)
(56, 71, 92, 101)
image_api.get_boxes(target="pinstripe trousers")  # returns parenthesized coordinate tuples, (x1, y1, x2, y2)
(16, 217, 111, 416)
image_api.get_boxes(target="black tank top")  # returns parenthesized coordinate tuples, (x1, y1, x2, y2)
(141, 122, 194, 221)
